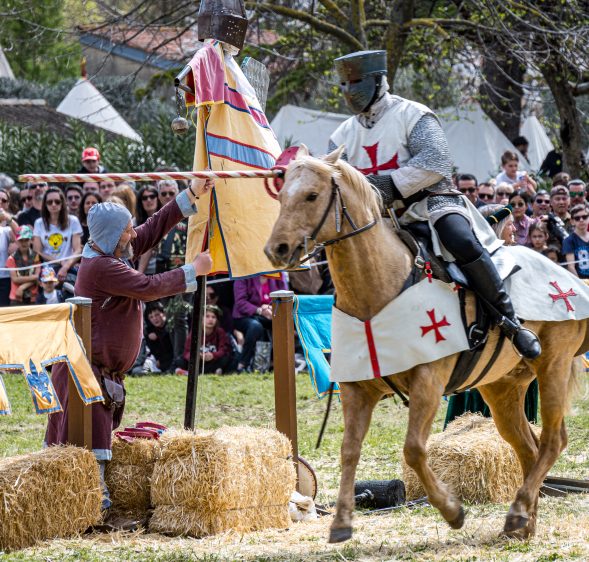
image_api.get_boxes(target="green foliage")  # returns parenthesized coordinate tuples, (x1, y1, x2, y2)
(0, 0, 81, 82)
(0, 115, 194, 181)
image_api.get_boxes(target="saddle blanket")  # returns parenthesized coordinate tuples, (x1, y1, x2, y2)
(330, 244, 589, 383)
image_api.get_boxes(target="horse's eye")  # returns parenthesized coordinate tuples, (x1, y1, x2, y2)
(306, 193, 318, 202)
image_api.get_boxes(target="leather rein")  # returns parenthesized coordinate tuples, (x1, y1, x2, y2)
(300, 177, 378, 264)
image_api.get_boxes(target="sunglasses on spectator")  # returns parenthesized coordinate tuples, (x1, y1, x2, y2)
(67, 194, 81, 201)
(159, 191, 176, 198)
(535, 198, 550, 204)
(46, 199, 61, 206)
(496, 190, 510, 196)
(142, 193, 158, 201)
(21, 195, 33, 201)
(0, 197, 8, 204)
(459, 187, 476, 194)
(573, 214, 589, 221)
(569, 191, 586, 198)
(511, 201, 526, 207)
(31, 183, 47, 188)
(478, 193, 494, 200)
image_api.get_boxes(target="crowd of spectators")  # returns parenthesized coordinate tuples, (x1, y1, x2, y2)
(0, 140, 587, 375)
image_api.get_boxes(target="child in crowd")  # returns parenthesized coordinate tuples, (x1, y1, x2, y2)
(528, 222, 549, 253)
(36, 267, 64, 304)
(542, 246, 561, 264)
(6, 226, 40, 305)
(144, 301, 175, 373)
(563, 203, 589, 278)
(495, 151, 537, 196)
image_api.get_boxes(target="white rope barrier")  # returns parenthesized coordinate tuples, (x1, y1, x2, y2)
(0, 254, 83, 272)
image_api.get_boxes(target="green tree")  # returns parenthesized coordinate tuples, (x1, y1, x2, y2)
(1, 0, 81, 82)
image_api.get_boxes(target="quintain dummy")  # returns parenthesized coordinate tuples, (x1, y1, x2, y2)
(329, 50, 541, 359)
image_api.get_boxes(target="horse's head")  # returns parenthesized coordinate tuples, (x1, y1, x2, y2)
(264, 144, 381, 269)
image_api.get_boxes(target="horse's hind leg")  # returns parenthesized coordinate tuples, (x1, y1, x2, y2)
(329, 382, 380, 544)
(478, 377, 539, 538)
(503, 355, 572, 535)
(404, 366, 464, 528)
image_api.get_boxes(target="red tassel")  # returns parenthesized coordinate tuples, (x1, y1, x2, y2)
(425, 261, 433, 283)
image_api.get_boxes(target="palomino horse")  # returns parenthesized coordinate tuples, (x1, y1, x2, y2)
(264, 145, 587, 543)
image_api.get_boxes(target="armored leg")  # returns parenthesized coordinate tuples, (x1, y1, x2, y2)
(434, 213, 541, 359)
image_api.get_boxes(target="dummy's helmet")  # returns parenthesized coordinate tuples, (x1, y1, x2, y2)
(334, 50, 387, 115)
(197, 0, 248, 53)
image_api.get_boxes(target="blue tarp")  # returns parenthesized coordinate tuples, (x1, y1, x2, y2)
(293, 295, 339, 398)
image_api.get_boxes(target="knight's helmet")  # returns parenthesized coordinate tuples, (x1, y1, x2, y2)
(197, 0, 248, 53)
(334, 50, 387, 115)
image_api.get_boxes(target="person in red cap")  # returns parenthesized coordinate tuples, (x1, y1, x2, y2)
(78, 147, 107, 175)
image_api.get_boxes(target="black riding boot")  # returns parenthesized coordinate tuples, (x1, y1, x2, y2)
(460, 251, 541, 359)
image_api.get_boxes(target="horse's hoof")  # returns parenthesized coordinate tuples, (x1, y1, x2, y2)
(448, 506, 466, 530)
(329, 527, 353, 543)
(504, 512, 529, 533)
(501, 526, 532, 541)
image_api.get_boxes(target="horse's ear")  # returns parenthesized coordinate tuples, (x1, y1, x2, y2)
(297, 144, 310, 158)
(324, 144, 345, 164)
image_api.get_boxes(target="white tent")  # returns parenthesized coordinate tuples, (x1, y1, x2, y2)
(437, 105, 530, 182)
(521, 115, 554, 171)
(0, 47, 15, 79)
(57, 78, 142, 142)
(270, 104, 347, 155)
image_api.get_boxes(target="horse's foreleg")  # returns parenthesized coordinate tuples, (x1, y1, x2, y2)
(329, 382, 379, 544)
(478, 377, 539, 538)
(504, 358, 572, 535)
(403, 366, 464, 528)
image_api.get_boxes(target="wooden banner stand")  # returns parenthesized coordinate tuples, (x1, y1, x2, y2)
(65, 297, 93, 450)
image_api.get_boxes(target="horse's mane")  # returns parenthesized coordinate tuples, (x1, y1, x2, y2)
(294, 155, 383, 219)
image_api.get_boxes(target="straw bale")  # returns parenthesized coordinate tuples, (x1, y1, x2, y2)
(402, 414, 541, 504)
(0, 446, 102, 551)
(150, 426, 296, 537)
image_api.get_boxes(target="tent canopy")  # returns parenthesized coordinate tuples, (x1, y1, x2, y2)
(0, 47, 15, 80)
(56, 78, 142, 142)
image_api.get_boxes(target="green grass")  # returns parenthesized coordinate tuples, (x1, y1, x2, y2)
(1, 371, 589, 561)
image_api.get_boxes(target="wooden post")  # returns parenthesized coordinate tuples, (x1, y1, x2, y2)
(184, 275, 207, 429)
(66, 297, 93, 449)
(271, 290, 299, 481)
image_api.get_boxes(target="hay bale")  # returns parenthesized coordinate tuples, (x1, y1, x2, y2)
(0, 446, 102, 551)
(402, 414, 540, 504)
(149, 426, 296, 537)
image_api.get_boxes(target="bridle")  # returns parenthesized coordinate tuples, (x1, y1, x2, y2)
(300, 177, 378, 264)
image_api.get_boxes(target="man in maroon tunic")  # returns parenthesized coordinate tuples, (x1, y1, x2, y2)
(45, 181, 212, 510)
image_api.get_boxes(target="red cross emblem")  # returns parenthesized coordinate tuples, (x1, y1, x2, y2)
(357, 143, 400, 175)
(548, 281, 576, 312)
(420, 309, 451, 343)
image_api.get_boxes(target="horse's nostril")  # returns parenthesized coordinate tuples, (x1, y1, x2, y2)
(276, 243, 289, 257)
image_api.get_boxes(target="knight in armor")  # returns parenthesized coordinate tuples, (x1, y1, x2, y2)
(329, 50, 541, 359)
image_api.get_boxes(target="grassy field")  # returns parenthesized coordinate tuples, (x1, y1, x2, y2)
(1, 370, 589, 561)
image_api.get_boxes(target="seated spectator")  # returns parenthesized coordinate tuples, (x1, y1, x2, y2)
(112, 184, 137, 224)
(17, 181, 47, 226)
(480, 204, 516, 245)
(476, 182, 495, 206)
(6, 226, 40, 305)
(549, 186, 572, 232)
(531, 190, 550, 219)
(65, 185, 82, 217)
(508, 190, 535, 245)
(568, 179, 587, 207)
(36, 267, 65, 304)
(495, 150, 536, 195)
(542, 246, 561, 264)
(563, 203, 589, 279)
(99, 180, 116, 199)
(181, 305, 236, 375)
(552, 171, 570, 188)
(528, 223, 549, 253)
(456, 173, 478, 206)
(0, 189, 19, 306)
(495, 183, 514, 205)
(32, 188, 83, 282)
(82, 182, 100, 195)
(79, 192, 102, 246)
(233, 274, 287, 372)
(78, 147, 106, 174)
(144, 301, 175, 373)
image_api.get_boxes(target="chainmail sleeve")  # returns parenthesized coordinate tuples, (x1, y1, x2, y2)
(391, 114, 454, 197)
